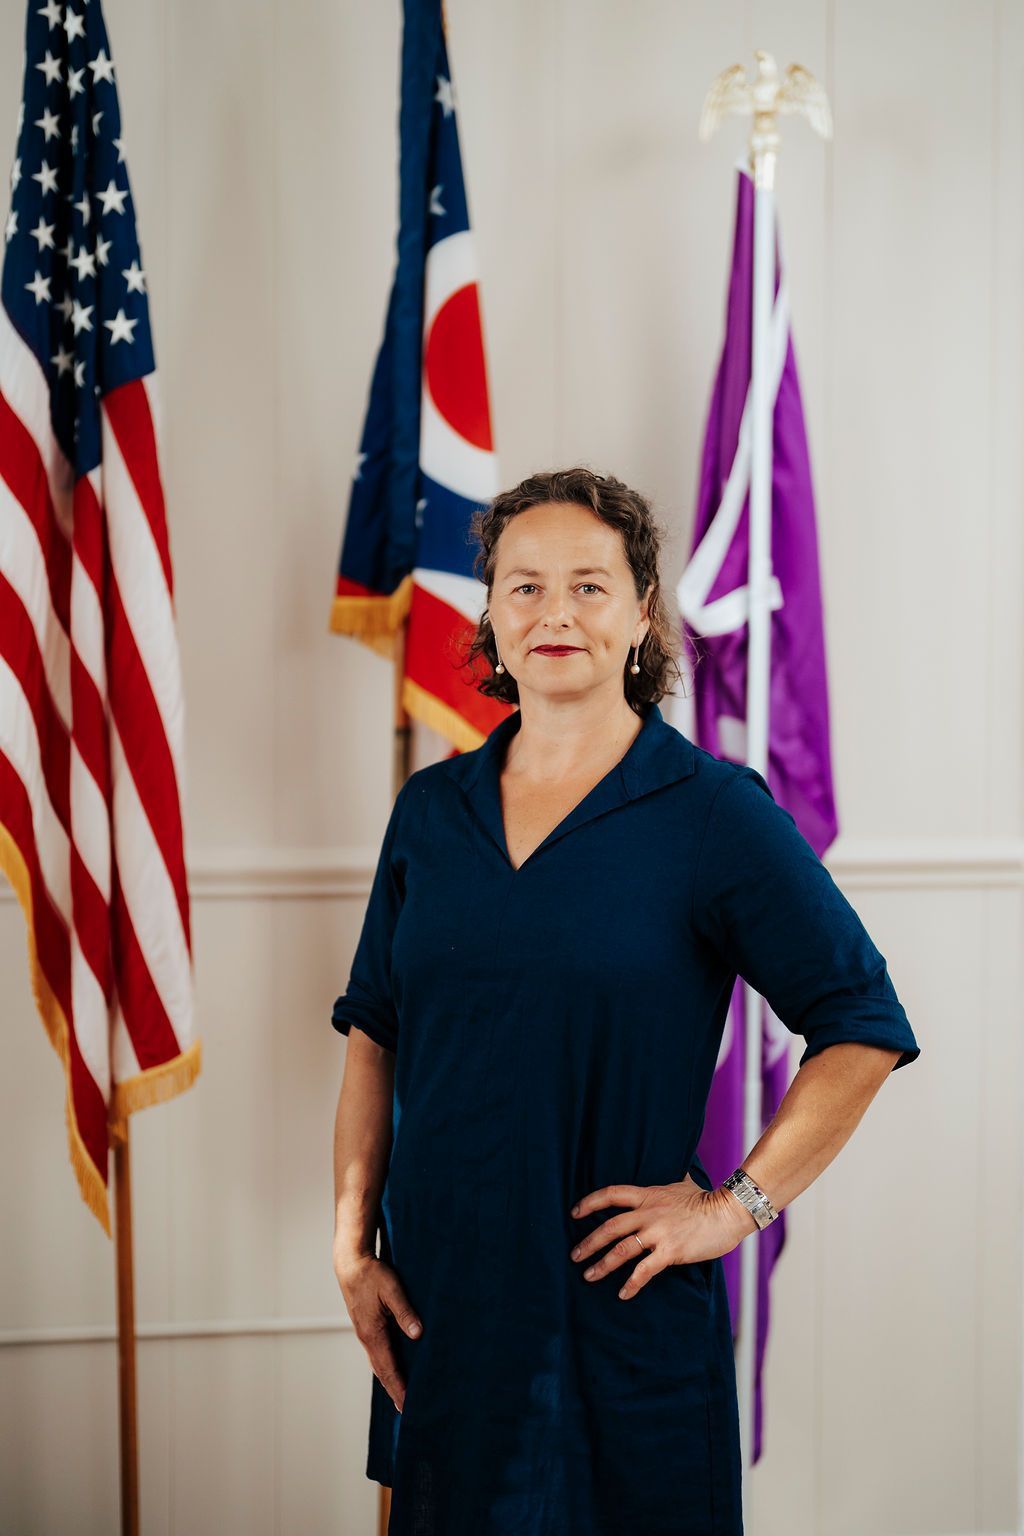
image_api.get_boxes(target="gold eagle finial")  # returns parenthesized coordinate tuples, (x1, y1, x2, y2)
(699, 52, 832, 184)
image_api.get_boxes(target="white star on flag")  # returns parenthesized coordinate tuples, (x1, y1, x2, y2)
(30, 216, 55, 249)
(70, 244, 96, 279)
(25, 270, 51, 303)
(97, 178, 127, 215)
(103, 307, 138, 345)
(89, 48, 115, 84)
(35, 108, 60, 142)
(36, 51, 62, 84)
(32, 160, 59, 194)
(70, 297, 93, 333)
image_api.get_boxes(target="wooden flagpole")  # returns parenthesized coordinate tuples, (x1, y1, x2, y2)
(378, 618, 413, 1536)
(110, 1117, 140, 1536)
(377, 0, 442, 1505)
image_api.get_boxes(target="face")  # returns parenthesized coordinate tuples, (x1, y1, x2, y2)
(488, 501, 653, 705)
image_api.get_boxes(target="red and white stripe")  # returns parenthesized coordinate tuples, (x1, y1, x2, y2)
(0, 304, 195, 1233)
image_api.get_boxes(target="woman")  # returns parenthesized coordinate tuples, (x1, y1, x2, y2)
(331, 467, 920, 1535)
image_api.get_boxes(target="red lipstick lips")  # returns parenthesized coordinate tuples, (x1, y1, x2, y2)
(533, 645, 583, 655)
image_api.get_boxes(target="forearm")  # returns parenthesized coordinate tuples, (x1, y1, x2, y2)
(721, 1041, 904, 1239)
(332, 1029, 395, 1269)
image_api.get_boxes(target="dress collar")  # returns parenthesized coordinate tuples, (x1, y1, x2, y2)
(440, 700, 696, 871)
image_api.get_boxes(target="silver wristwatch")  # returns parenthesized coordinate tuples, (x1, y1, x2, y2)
(722, 1168, 779, 1230)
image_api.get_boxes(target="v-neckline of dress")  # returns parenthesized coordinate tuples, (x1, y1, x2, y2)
(440, 699, 698, 878)
(495, 712, 647, 873)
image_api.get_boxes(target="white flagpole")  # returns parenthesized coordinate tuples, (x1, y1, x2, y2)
(697, 53, 833, 1494)
(737, 126, 776, 1487)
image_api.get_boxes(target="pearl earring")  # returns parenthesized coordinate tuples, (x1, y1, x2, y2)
(629, 641, 641, 676)
(483, 607, 505, 674)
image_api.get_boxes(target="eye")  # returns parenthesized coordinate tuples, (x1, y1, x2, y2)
(511, 583, 604, 596)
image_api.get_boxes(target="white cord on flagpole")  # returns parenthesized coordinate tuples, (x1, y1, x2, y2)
(698, 53, 832, 1501)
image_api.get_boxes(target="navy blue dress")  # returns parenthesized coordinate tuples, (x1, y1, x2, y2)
(332, 701, 920, 1535)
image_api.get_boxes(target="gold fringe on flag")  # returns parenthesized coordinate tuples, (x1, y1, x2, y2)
(330, 574, 506, 754)
(329, 573, 414, 662)
(0, 821, 203, 1236)
(0, 822, 113, 1235)
(109, 1037, 202, 1128)
(401, 676, 487, 754)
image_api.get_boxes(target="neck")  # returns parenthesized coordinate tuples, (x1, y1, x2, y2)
(504, 691, 645, 780)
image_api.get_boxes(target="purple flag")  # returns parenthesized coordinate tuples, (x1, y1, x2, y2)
(678, 161, 838, 1464)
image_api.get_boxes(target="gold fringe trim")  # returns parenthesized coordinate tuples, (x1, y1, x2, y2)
(400, 677, 489, 754)
(329, 576, 414, 661)
(0, 821, 112, 1236)
(109, 1036, 202, 1128)
(331, 578, 505, 750)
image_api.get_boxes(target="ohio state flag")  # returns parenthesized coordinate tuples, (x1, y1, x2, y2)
(330, 0, 506, 753)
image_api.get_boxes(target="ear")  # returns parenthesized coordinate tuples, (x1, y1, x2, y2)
(638, 582, 655, 637)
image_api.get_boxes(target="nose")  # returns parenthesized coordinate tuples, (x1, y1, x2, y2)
(539, 589, 574, 628)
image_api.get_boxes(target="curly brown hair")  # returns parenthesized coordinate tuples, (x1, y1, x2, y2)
(459, 466, 691, 714)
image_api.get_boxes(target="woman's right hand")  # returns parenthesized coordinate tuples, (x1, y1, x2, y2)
(335, 1252, 423, 1414)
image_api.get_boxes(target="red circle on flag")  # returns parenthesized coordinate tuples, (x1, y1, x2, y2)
(423, 283, 494, 452)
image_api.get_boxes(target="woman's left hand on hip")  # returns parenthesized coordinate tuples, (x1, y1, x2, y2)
(568, 1175, 744, 1300)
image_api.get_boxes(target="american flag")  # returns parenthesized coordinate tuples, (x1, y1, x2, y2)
(0, 0, 198, 1235)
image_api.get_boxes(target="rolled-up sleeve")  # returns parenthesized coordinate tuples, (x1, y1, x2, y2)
(692, 766, 921, 1071)
(331, 779, 410, 1054)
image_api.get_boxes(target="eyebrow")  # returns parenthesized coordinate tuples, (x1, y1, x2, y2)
(504, 567, 614, 579)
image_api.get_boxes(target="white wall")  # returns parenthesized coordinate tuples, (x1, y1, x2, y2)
(0, 2, 1021, 1533)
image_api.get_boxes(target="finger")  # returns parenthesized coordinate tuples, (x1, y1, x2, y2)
(382, 1286, 423, 1341)
(571, 1184, 644, 1219)
(618, 1253, 665, 1300)
(570, 1211, 649, 1266)
(364, 1324, 407, 1413)
(579, 1230, 656, 1284)
(373, 1280, 423, 1413)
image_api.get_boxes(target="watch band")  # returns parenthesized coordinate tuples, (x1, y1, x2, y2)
(722, 1167, 779, 1230)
